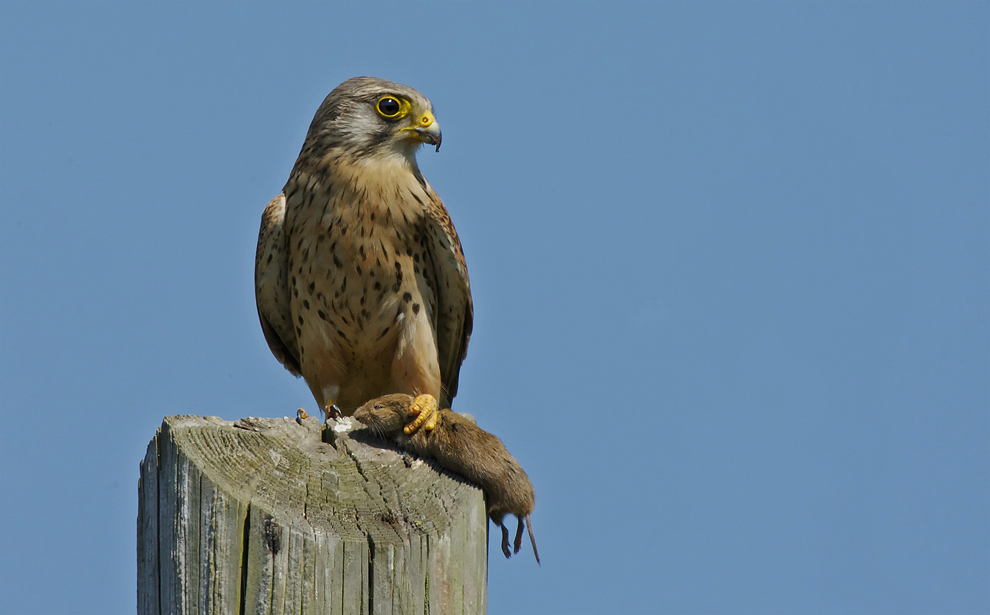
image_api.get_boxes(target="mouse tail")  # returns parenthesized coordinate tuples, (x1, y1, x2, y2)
(525, 514, 540, 565)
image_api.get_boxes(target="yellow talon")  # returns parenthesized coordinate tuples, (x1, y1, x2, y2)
(404, 394, 439, 434)
(323, 403, 341, 422)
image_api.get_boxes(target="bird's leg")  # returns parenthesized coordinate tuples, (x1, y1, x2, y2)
(323, 403, 342, 422)
(404, 394, 439, 434)
(314, 385, 342, 423)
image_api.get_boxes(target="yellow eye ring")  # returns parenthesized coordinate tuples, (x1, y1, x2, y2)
(376, 96, 411, 119)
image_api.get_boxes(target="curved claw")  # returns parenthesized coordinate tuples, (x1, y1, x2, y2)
(323, 404, 341, 422)
(404, 394, 439, 434)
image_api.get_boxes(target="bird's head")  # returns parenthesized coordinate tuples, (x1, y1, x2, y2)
(303, 76, 442, 164)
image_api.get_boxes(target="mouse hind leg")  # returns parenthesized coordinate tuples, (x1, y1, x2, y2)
(513, 516, 525, 554)
(498, 521, 512, 558)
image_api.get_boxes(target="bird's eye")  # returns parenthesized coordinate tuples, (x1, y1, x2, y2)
(374, 404, 383, 410)
(377, 97, 402, 118)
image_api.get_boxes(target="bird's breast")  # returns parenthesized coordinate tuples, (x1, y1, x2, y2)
(284, 174, 437, 364)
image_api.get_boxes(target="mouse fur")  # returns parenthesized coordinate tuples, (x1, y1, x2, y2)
(353, 393, 539, 563)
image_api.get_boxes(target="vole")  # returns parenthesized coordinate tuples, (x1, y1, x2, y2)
(353, 393, 539, 564)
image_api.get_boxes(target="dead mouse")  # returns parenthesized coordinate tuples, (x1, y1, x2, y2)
(353, 393, 539, 564)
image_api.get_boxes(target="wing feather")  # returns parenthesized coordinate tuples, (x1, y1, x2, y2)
(424, 194, 473, 409)
(255, 194, 302, 376)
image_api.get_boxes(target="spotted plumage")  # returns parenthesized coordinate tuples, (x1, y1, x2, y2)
(255, 77, 473, 419)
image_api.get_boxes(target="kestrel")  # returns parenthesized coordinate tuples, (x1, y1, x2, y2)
(255, 77, 473, 430)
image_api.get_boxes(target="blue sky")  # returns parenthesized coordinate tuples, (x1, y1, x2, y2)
(1, 2, 987, 614)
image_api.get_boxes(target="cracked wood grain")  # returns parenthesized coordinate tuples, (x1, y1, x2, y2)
(137, 415, 487, 615)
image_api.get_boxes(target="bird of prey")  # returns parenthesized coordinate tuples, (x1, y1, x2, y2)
(255, 77, 472, 431)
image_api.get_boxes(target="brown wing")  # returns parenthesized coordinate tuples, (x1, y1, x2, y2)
(423, 192, 473, 409)
(255, 194, 302, 376)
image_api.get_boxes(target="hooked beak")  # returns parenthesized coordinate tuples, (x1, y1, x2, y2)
(403, 112, 442, 152)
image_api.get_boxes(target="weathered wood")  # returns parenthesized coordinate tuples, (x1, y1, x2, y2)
(138, 413, 487, 615)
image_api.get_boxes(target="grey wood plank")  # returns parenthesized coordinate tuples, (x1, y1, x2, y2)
(138, 414, 487, 614)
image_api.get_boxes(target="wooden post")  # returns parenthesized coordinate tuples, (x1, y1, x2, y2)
(138, 413, 487, 615)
